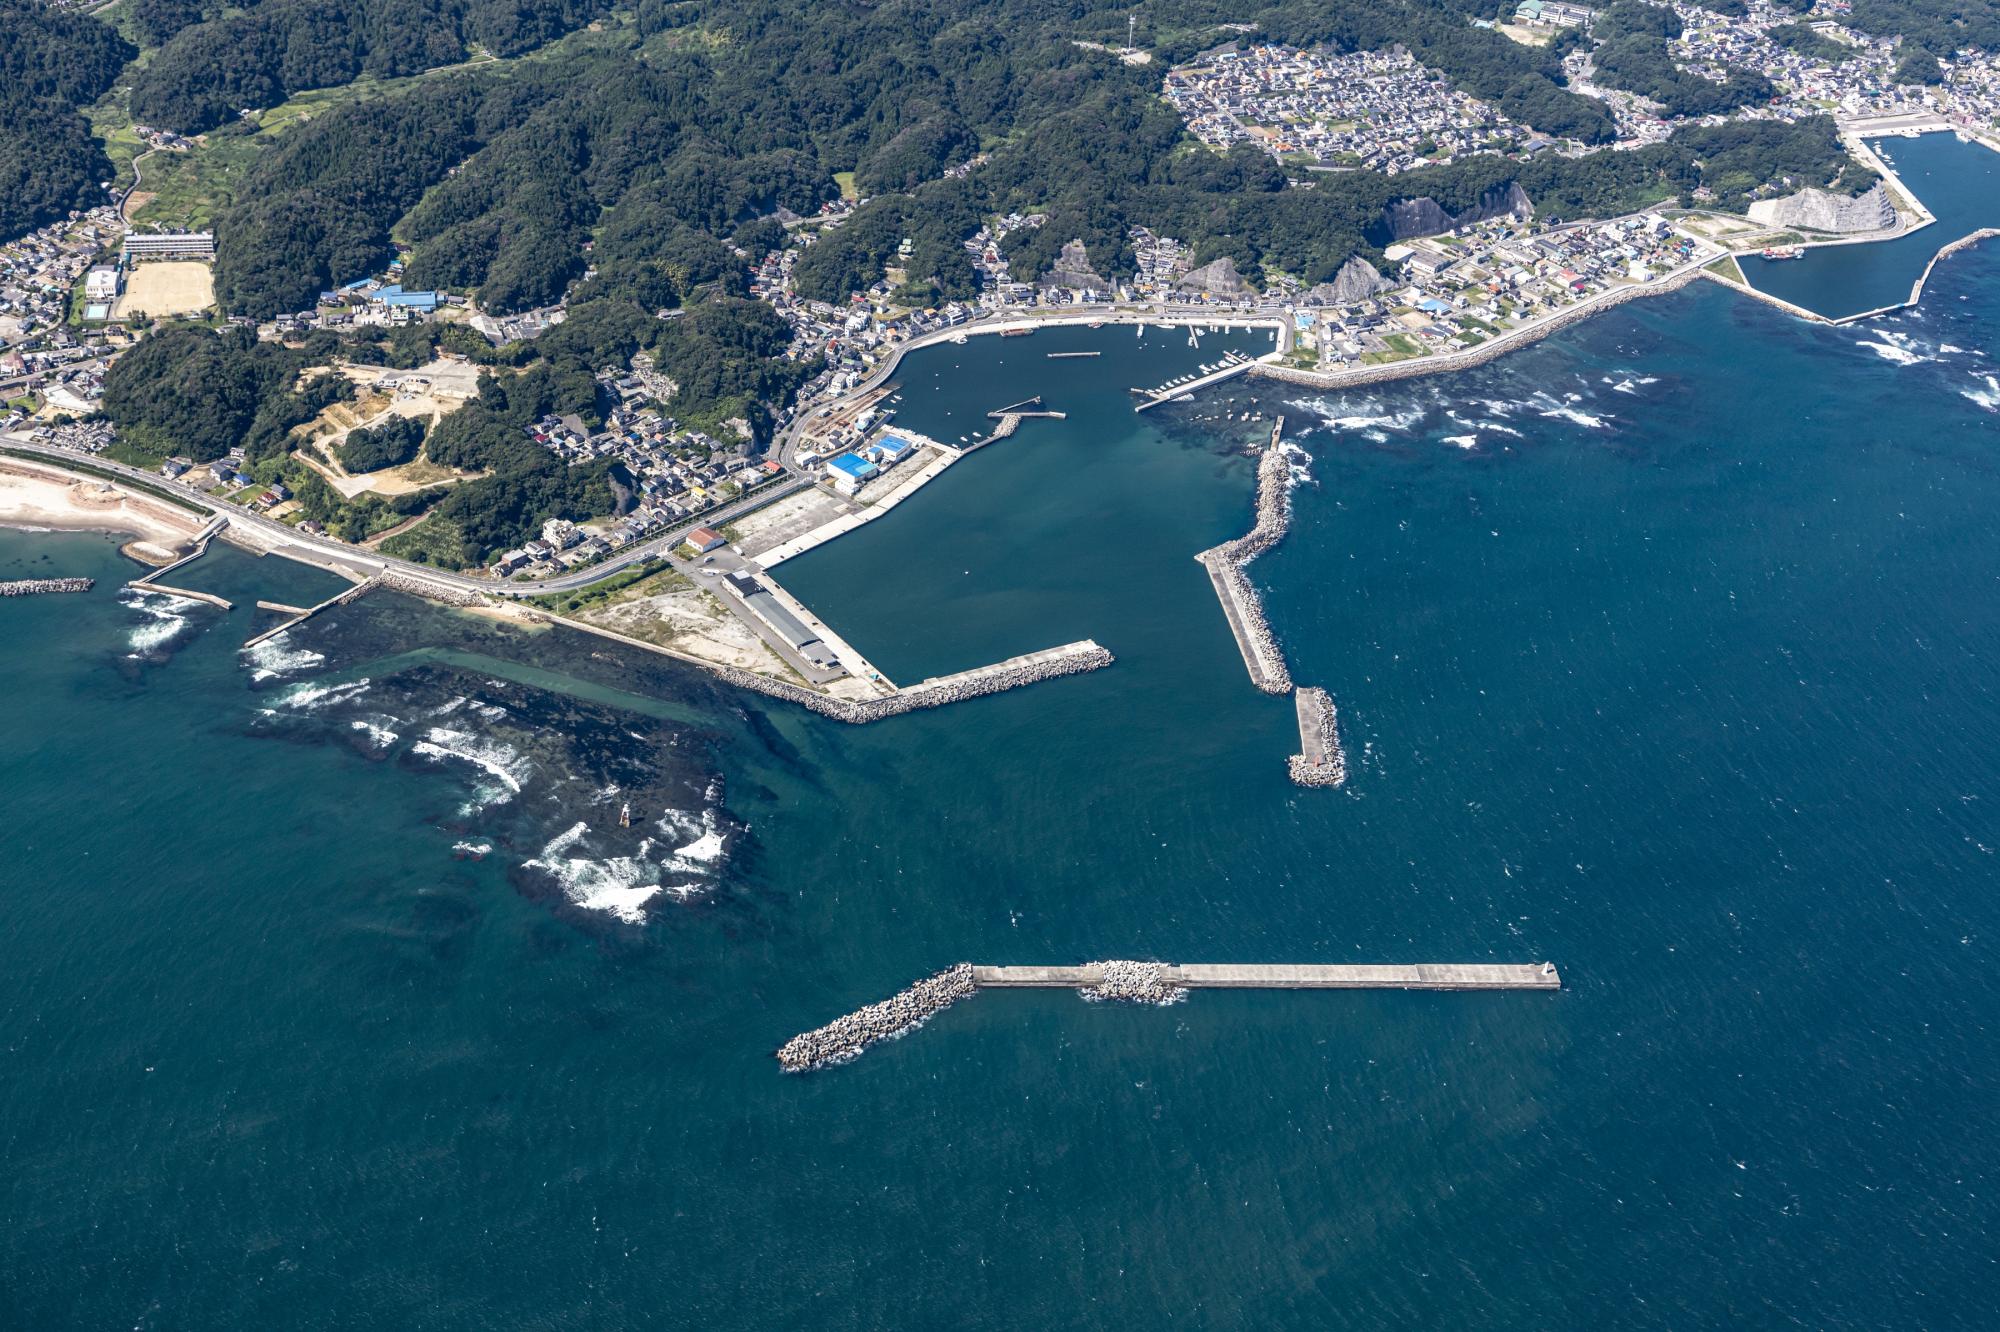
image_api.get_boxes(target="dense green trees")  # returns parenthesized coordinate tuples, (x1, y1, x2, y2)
(101, 327, 349, 464)
(0, 0, 134, 242)
(128, 0, 611, 134)
(339, 416, 428, 472)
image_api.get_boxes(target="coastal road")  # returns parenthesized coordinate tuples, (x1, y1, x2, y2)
(0, 436, 807, 599)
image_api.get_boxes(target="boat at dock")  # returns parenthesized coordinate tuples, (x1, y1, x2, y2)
(1761, 246, 1804, 260)
(999, 327, 1035, 338)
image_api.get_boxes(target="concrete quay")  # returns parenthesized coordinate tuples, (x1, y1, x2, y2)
(1134, 353, 1259, 412)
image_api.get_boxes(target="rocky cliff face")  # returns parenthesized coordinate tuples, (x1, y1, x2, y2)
(1042, 238, 1113, 294)
(1175, 255, 1252, 297)
(1746, 182, 1895, 234)
(1373, 181, 1533, 244)
(1303, 256, 1395, 306)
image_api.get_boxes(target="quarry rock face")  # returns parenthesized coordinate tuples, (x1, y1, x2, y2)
(1304, 255, 1396, 305)
(1175, 255, 1253, 297)
(1747, 182, 1896, 234)
(1374, 181, 1533, 243)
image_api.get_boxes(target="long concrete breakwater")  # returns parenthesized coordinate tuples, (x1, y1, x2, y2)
(1195, 418, 1296, 695)
(243, 575, 377, 648)
(1, 577, 93, 596)
(714, 639, 1114, 724)
(779, 960, 1560, 1071)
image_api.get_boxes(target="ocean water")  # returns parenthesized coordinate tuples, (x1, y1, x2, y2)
(4, 263, 1999, 1328)
(1743, 132, 2000, 319)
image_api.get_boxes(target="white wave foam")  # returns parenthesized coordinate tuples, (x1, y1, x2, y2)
(1855, 339, 1928, 366)
(410, 726, 532, 810)
(349, 716, 400, 749)
(1963, 373, 2000, 411)
(523, 820, 703, 924)
(243, 635, 326, 682)
(673, 829, 726, 864)
(119, 588, 196, 657)
(1442, 434, 1478, 449)
(273, 678, 372, 712)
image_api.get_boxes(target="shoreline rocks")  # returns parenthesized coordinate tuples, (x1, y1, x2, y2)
(777, 964, 979, 1072)
(1196, 428, 1296, 695)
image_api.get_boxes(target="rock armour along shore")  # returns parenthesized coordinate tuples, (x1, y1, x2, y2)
(1248, 266, 1706, 396)
(1080, 960, 1183, 1005)
(777, 964, 979, 1072)
(716, 642, 1115, 724)
(1288, 686, 1348, 788)
(1, 577, 93, 596)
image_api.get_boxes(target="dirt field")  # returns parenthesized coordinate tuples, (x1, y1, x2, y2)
(111, 261, 216, 318)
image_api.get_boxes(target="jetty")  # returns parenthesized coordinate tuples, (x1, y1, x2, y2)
(779, 959, 1560, 1071)
(1194, 417, 1294, 695)
(1046, 351, 1102, 358)
(127, 578, 231, 609)
(1, 577, 93, 596)
(121, 514, 235, 608)
(243, 575, 377, 648)
(1133, 353, 1255, 412)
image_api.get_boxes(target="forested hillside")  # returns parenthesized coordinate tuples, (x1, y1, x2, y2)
(0, 0, 133, 241)
(128, 0, 614, 133)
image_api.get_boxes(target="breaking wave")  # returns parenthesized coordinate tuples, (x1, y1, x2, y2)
(243, 635, 326, 682)
(410, 726, 532, 812)
(119, 588, 200, 658)
(523, 821, 704, 924)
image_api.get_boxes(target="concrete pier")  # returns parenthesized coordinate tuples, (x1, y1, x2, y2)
(972, 962, 1559, 990)
(243, 576, 375, 648)
(1133, 354, 1256, 411)
(128, 579, 232, 610)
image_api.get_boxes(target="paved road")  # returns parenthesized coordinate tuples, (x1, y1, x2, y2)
(1, 436, 806, 598)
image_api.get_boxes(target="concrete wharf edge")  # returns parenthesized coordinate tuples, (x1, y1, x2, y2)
(972, 963, 1560, 990)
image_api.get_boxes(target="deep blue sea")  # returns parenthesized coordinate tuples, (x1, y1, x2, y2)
(5, 249, 2000, 1327)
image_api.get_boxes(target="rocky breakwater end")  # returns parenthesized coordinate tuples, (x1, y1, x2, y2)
(1079, 960, 1184, 1006)
(377, 569, 486, 607)
(1, 577, 94, 596)
(1288, 686, 1348, 788)
(1251, 267, 1707, 396)
(1197, 435, 1296, 695)
(717, 642, 1115, 723)
(777, 964, 979, 1072)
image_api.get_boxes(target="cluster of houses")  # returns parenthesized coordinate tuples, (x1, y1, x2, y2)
(1293, 214, 1707, 366)
(1, 207, 121, 354)
(1567, 1, 2000, 143)
(494, 403, 784, 577)
(1164, 45, 1532, 173)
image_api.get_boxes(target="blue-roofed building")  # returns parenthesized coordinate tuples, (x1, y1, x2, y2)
(826, 452, 879, 496)
(865, 433, 914, 465)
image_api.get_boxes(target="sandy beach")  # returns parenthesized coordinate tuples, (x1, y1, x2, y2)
(0, 457, 203, 564)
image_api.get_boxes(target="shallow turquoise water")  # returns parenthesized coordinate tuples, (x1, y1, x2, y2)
(3, 262, 1998, 1328)
(1743, 132, 2000, 319)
